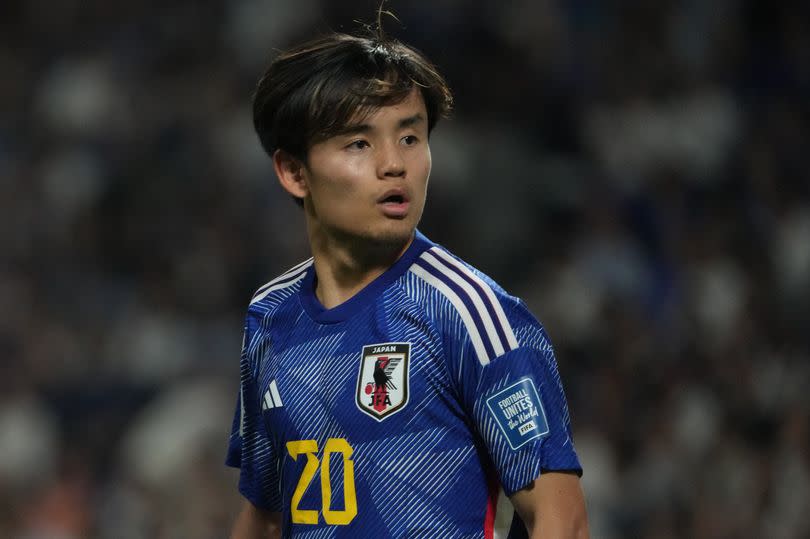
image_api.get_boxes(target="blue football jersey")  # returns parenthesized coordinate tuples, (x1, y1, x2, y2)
(226, 231, 581, 538)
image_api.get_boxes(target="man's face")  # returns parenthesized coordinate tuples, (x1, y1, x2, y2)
(300, 88, 431, 249)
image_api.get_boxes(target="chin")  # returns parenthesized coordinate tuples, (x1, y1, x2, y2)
(347, 220, 417, 252)
(320, 211, 421, 255)
(367, 225, 415, 248)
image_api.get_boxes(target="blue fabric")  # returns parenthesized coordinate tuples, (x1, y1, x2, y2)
(226, 231, 581, 537)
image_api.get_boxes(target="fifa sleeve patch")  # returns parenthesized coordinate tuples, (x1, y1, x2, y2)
(486, 377, 549, 450)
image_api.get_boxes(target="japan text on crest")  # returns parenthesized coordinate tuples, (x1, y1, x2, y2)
(356, 343, 410, 421)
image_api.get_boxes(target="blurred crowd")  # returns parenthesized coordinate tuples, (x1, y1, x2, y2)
(1, 0, 809, 537)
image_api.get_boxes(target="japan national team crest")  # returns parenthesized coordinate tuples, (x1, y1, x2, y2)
(356, 342, 411, 421)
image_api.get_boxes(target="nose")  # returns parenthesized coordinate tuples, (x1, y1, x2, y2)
(376, 142, 405, 179)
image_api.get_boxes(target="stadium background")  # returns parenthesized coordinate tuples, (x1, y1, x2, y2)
(2, 0, 809, 537)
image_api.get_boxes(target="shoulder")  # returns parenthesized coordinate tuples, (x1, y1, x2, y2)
(407, 244, 515, 303)
(404, 244, 531, 365)
(248, 257, 313, 311)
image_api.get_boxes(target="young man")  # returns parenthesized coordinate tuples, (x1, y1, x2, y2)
(226, 29, 589, 539)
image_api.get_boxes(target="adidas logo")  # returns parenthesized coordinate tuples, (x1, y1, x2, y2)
(262, 379, 283, 410)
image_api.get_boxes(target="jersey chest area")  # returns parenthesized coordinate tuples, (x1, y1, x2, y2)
(251, 302, 457, 445)
(250, 302, 495, 536)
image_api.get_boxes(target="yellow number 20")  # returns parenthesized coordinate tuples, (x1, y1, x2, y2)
(286, 438, 358, 525)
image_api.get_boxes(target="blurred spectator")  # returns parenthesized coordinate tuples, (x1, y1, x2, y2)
(2, 1, 809, 537)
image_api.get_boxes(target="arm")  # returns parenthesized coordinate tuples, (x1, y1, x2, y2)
(227, 314, 284, 538)
(229, 499, 282, 539)
(510, 471, 589, 539)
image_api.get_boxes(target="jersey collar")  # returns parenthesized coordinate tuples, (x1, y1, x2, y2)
(300, 230, 433, 324)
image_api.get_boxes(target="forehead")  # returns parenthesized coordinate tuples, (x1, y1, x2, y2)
(344, 87, 427, 129)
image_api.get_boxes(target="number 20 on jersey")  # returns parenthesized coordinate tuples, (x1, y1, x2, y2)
(286, 438, 358, 525)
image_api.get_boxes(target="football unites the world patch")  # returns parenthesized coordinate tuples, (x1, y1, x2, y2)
(486, 377, 549, 449)
(356, 343, 410, 421)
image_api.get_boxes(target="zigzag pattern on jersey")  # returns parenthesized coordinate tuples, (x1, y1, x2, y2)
(295, 526, 336, 539)
(399, 270, 471, 389)
(365, 286, 484, 537)
(409, 247, 519, 366)
(261, 282, 484, 536)
(232, 259, 313, 510)
(247, 259, 312, 378)
(235, 351, 284, 510)
(470, 322, 572, 495)
(471, 372, 544, 495)
(246, 327, 357, 513)
(250, 258, 313, 305)
(513, 323, 574, 434)
(353, 427, 483, 538)
(379, 285, 456, 430)
(274, 332, 350, 443)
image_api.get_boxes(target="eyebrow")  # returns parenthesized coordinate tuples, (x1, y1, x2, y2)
(335, 113, 425, 136)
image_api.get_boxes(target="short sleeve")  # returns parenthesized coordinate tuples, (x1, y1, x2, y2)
(225, 316, 283, 510)
(446, 300, 582, 496)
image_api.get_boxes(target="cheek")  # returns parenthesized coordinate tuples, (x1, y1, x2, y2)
(307, 157, 368, 210)
(414, 149, 432, 192)
(424, 150, 432, 183)
(331, 166, 369, 205)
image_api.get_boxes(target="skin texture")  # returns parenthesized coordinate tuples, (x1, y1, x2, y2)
(510, 471, 590, 538)
(229, 502, 280, 539)
(232, 88, 590, 538)
(273, 88, 432, 309)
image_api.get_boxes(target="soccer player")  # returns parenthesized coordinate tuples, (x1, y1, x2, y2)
(226, 26, 589, 539)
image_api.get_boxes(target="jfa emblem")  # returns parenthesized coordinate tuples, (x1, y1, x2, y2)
(356, 342, 410, 421)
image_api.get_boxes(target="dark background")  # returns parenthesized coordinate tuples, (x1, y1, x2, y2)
(1, 1, 809, 537)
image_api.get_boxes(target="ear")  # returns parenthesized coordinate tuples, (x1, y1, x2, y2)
(272, 149, 309, 200)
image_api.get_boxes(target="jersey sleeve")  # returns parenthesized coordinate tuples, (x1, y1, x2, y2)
(468, 335, 582, 496)
(225, 313, 283, 511)
(440, 291, 582, 496)
(408, 246, 581, 495)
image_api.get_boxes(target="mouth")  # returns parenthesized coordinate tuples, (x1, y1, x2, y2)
(377, 189, 411, 218)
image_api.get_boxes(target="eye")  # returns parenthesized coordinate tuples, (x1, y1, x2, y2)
(401, 135, 419, 146)
(346, 139, 370, 150)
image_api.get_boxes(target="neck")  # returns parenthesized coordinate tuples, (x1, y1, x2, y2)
(307, 226, 414, 310)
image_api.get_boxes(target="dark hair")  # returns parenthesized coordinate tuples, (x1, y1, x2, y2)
(252, 29, 453, 162)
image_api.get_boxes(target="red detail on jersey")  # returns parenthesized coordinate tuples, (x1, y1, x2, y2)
(372, 386, 389, 412)
(372, 356, 390, 412)
(356, 343, 411, 421)
(484, 472, 499, 539)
